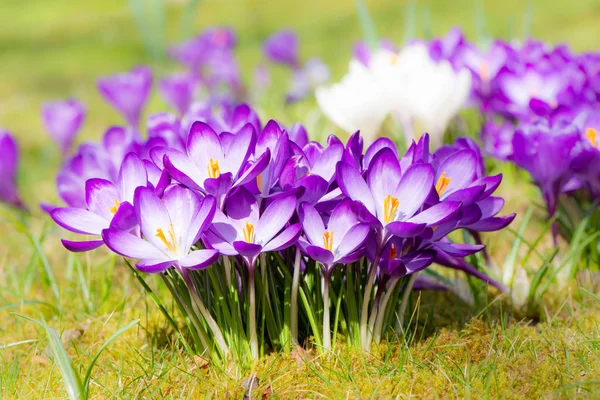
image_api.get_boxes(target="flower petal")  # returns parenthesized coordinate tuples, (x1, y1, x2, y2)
(300, 202, 325, 246)
(102, 229, 168, 260)
(256, 195, 297, 245)
(61, 239, 104, 252)
(263, 223, 302, 252)
(394, 163, 435, 220)
(336, 161, 376, 216)
(408, 201, 461, 226)
(178, 249, 220, 270)
(51, 207, 109, 235)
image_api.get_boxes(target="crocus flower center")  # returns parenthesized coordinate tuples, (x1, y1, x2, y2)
(383, 194, 400, 224)
(156, 224, 177, 253)
(242, 221, 255, 243)
(585, 128, 598, 148)
(109, 199, 120, 215)
(389, 244, 397, 260)
(322, 231, 334, 252)
(207, 158, 221, 179)
(436, 172, 451, 196)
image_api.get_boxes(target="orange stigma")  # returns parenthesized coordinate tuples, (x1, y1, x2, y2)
(585, 128, 598, 148)
(156, 224, 177, 252)
(109, 199, 120, 215)
(436, 172, 451, 196)
(383, 194, 400, 224)
(242, 221, 255, 243)
(479, 61, 490, 82)
(389, 244, 398, 260)
(207, 158, 221, 179)
(322, 231, 334, 252)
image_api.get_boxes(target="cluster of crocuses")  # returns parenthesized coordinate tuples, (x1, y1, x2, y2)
(316, 27, 599, 236)
(44, 59, 514, 360)
(429, 28, 600, 230)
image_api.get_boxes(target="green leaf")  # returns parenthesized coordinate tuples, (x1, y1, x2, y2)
(14, 314, 83, 400)
(83, 320, 139, 398)
(355, 0, 379, 49)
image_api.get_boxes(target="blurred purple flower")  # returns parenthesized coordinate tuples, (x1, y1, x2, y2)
(41, 99, 85, 155)
(97, 66, 153, 127)
(264, 30, 299, 68)
(0, 130, 26, 209)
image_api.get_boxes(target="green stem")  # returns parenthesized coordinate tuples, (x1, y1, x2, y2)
(365, 281, 384, 346)
(373, 278, 399, 343)
(322, 270, 331, 351)
(248, 265, 259, 359)
(290, 247, 302, 345)
(179, 268, 229, 357)
(395, 272, 418, 335)
(360, 251, 380, 350)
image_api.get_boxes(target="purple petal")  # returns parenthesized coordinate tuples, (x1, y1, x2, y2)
(118, 152, 148, 203)
(203, 230, 237, 256)
(102, 228, 168, 260)
(336, 223, 370, 258)
(367, 148, 402, 220)
(187, 121, 224, 175)
(394, 163, 435, 220)
(136, 259, 174, 273)
(85, 178, 119, 221)
(178, 249, 220, 270)
(434, 242, 485, 257)
(444, 185, 485, 205)
(467, 214, 516, 232)
(134, 186, 172, 250)
(386, 221, 427, 238)
(477, 196, 505, 219)
(300, 202, 325, 246)
(109, 201, 137, 231)
(336, 161, 376, 216)
(408, 201, 461, 226)
(328, 200, 361, 245)
(256, 195, 297, 244)
(61, 239, 104, 253)
(163, 153, 204, 191)
(363, 138, 398, 170)
(436, 149, 479, 197)
(233, 241, 263, 258)
(311, 142, 344, 183)
(263, 223, 302, 252)
(306, 246, 334, 267)
(51, 207, 108, 235)
(235, 149, 270, 187)
(224, 123, 255, 177)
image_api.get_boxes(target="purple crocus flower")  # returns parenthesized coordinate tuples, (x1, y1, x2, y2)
(159, 73, 198, 116)
(512, 118, 581, 218)
(154, 121, 269, 207)
(0, 130, 25, 209)
(481, 120, 515, 160)
(97, 66, 153, 127)
(51, 152, 148, 252)
(264, 30, 299, 68)
(41, 99, 85, 155)
(204, 187, 301, 267)
(299, 200, 370, 272)
(102, 186, 219, 273)
(286, 58, 330, 103)
(336, 147, 460, 248)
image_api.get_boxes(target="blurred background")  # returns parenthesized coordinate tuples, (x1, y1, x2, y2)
(0, 0, 598, 223)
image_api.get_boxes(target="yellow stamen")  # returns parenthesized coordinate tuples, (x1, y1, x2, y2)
(256, 173, 263, 189)
(585, 128, 598, 148)
(383, 194, 400, 225)
(207, 158, 221, 179)
(436, 172, 451, 196)
(109, 199, 120, 215)
(156, 224, 177, 252)
(242, 221, 255, 243)
(323, 231, 334, 252)
(390, 54, 399, 65)
(389, 244, 397, 260)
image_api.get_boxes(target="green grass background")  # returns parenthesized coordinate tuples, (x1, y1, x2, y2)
(1, 0, 599, 398)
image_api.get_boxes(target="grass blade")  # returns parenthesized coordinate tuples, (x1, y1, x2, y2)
(355, 0, 379, 49)
(14, 314, 83, 400)
(83, 319, 139, 397)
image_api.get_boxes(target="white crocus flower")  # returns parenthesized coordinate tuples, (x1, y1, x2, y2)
(374, 43, 472, 147)
(315, 56, 390, 144)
